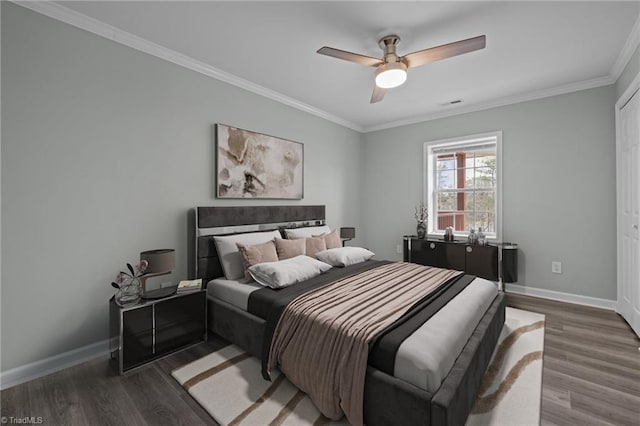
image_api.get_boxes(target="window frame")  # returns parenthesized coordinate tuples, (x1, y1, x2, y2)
(423, 131, 503, 241)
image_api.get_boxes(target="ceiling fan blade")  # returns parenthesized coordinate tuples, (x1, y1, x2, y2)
(370, 85, 387, 104)
(402, 35, 486, 68)
(317, 46, 383, 67)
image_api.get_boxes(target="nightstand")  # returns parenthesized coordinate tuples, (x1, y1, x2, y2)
(109, 290, 207, 374)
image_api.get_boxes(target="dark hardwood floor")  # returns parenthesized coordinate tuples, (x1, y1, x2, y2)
(507, 294, 640, 426)
(2, 294, 639, 425)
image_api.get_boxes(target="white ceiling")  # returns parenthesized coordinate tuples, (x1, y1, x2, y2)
(53, 1, 640, 131)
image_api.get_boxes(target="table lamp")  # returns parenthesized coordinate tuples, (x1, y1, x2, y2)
(140, 249, 176, 299)
(340, 227, 356, 246)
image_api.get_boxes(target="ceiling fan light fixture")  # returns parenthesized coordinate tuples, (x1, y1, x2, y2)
(318, 34, 486, 102)
(375, 61, 407, 89)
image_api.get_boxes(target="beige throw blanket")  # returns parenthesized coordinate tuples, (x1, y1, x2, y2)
(266, 262, 462, 426)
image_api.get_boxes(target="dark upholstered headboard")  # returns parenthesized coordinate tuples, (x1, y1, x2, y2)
(189, 205, 326, 283)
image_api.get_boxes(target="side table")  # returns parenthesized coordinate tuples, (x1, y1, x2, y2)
(109, 290, 207, 374)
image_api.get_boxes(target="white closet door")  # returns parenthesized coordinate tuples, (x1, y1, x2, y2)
(617, 86, 640, 336)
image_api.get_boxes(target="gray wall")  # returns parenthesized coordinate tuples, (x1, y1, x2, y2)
(361, 85, 617, 300)
(1, 3, 363, 371)
(616, 45, 639, 100)
(0, 1, 631, 374)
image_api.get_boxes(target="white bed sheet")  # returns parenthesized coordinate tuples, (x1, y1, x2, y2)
(206, 278, 261, 311)
(394, 277, 497, 392)
(207, 276, 497, 393)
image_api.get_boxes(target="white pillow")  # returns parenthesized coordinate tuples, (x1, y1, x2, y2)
(284, 225, 331, 239)
(315, 247, 375, 267)
(213, 230, 281, 280)
(248, 255, 332, 289)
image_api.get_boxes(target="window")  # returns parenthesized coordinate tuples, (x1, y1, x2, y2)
(424, 132, 502, 240)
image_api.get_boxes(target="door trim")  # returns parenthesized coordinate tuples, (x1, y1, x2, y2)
(615, 71, 640, 335)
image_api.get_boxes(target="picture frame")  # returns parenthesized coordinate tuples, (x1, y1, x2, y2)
(215, 124, 304, 199)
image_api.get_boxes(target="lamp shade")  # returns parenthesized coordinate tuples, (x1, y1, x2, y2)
(140, 249, 175, 274)
(340, 227, 356, 239)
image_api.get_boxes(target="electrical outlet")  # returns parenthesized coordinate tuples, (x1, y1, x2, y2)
(396, 245, 402, 254)
(551, 261, 562, 274)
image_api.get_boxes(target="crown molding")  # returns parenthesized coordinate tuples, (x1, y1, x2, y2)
(12, 1, 364, 133)
(611, 11, 640, 81)
(363, 75, 615, 133)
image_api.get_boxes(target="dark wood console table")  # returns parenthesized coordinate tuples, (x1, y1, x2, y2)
(403, 236, 518, 284)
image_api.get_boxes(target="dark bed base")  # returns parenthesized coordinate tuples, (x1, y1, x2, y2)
(207, 293, 506, 426)
(192, 205, 506, 425)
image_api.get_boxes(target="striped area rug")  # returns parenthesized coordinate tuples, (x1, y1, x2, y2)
(466, 307, 545, 426)
(171, 307, 544, 426)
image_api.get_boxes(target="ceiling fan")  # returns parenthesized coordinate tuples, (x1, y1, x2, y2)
(317, 34, 486, 104)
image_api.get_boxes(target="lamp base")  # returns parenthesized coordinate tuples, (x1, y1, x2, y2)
(142, 286, 177, 300)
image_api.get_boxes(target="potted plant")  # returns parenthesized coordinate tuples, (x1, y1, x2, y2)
(111, 260, 148, 306)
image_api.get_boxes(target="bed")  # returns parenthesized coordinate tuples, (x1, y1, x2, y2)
(189, 205, 506, 426)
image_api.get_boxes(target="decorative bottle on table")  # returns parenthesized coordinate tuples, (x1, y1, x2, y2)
(468, 228, 478, 245)
(415, 201, 428, 239)
(477, 227, 486, 246)
(444, 226, 454, 241)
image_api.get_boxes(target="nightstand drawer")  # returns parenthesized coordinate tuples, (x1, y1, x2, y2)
(155, 292, 206, 354)
(122, 305, 153, 334)
(155, 292, 204, 329)
(122, 330, 153, 370)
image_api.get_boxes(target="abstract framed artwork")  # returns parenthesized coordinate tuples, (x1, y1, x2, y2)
(216, 124, 304, 199)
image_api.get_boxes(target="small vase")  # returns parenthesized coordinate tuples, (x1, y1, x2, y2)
(115, 277, 142, 307)
(477, 227, 486, 246)
(468, 228, 477, 245)
(416, 221, 427, 239)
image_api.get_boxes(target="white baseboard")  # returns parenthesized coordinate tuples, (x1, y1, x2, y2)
(506, 283, 617, 311)
(0, 339, 110, 390)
